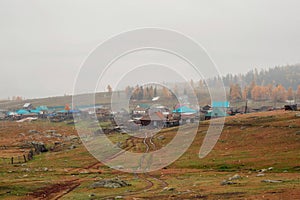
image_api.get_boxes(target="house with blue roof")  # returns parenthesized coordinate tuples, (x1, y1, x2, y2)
(205, 101, 230, 120)
(172, 106, 197, 114)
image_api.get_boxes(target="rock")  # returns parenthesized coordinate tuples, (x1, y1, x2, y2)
(220, 180, 237, 185)
(69, 135, 79, 140)
(31, 142, 48, 153)
(89, 193, 95, 197)
(46, 130, 56, 133)
(115, 196, 123, 199)
(259, 169, 267, 173)
(295, 113, 300, 117)
(68, 145, 76, 149)
(53, 133, 62, 137)
(157, 136, 165, 140)
(28, 130, 38, 134)
(79, 170, 89, 174)
(228, 174, 242, 181)
(240, 126, 246, 130)
(163, 187, 175, 191)
(268, 167, 274, 171)
(90, 178, 131, 189)
(283, 170, 288, 173)
(261, 179, 283, 183)
(112, 165, 124, 170)
(43, 167, 48, 172)
(256, 173, 265, 177)
(296, 131, 300, 135)
(22, 168, 30, 172)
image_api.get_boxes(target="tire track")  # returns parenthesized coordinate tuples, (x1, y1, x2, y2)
(32, 136, 138, 200)
(51, 131, 168, 200)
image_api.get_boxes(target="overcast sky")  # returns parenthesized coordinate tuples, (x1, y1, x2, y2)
(0, 0, 299, 99)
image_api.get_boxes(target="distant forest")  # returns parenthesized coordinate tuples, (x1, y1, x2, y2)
(215, 64, 300, 102)
(123, 64, 300, 104)
(220, 64, 300, 90)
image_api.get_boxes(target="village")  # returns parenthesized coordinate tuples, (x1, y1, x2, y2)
(0, 83, 299, 199)
(1, 97, 298, 132)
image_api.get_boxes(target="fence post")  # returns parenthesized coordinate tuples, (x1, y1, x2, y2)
(11, 157, 13, 165)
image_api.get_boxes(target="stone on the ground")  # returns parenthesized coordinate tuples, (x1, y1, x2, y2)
(259, 169, 267, 173)
(112, 165, 124, 170)
(163, 187, 175, 191)
(220, 180, 237, 185)
(90, 178, 131, 188)
(69, 135, 79, 140)
(53, 133, 62, 137)
(28, 130, 38, 133)
(79, 169, 89, 174)
(31, 142, 48, 153)
(157, 136, 165, 140)
(46, 130, 56, 133)
(256, 173, 265, 177)
(261, 179, 283, 183)
(228, 174, 242, 181)
(68, 145, 76, 149)
(89, 193, 95, 197)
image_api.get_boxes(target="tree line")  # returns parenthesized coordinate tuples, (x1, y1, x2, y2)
(229, 82, 300, 103)
(106, 64, 300, 103)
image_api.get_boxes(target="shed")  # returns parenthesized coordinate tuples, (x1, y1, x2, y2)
(23, 103, 33, 110)
(140, 112, 165, 127)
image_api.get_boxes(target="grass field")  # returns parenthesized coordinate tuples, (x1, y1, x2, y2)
(0, 110, 299, 199)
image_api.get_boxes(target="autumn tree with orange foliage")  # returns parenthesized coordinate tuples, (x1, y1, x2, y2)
(272, 84, 287, 103)
(251, 85, 261, 101)
(296, 85, 300, 103)
(229, 84, 242, 101)
(287, 87, 294, 101)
